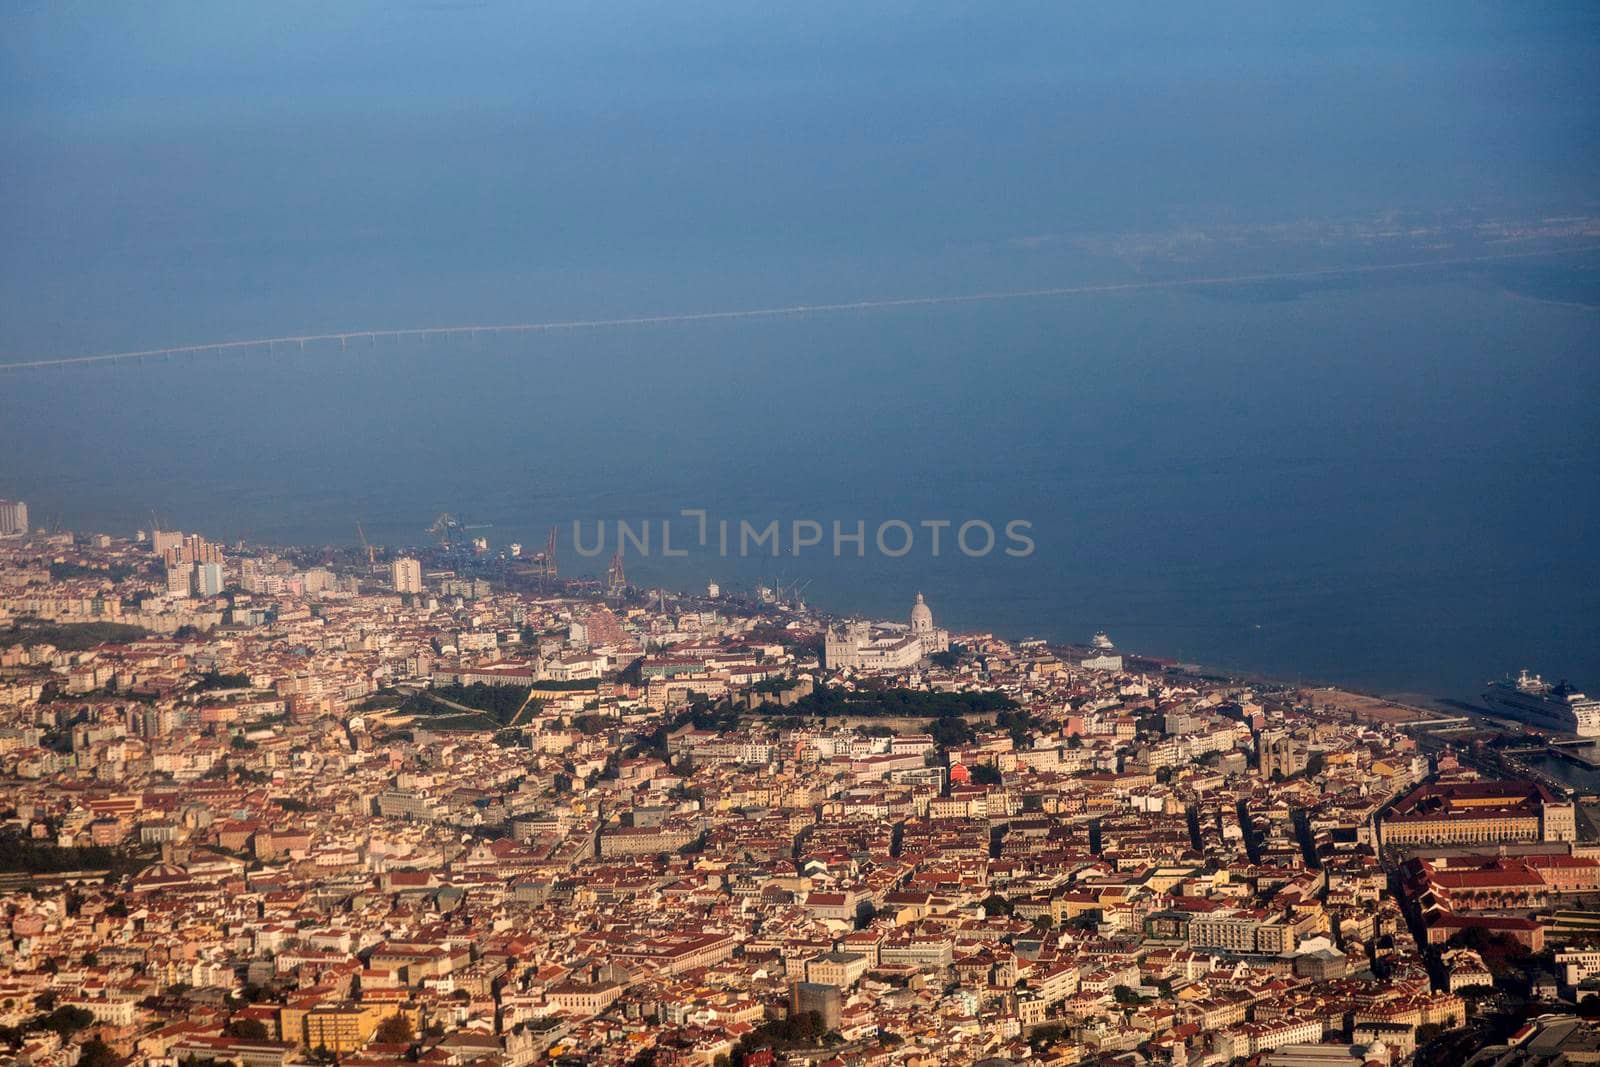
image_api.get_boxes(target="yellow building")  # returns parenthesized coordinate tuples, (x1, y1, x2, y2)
(285, 1000, 420, 1053)
(1381, 780, 1573, 847)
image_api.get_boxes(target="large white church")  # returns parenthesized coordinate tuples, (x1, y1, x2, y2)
(824, 592, 951, 671)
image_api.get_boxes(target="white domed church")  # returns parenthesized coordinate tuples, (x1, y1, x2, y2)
(909, 592, 949, 655)
(824, 592, 950, 671)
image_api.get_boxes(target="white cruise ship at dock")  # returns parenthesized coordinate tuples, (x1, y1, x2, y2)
(1483, 670, 1600, 737)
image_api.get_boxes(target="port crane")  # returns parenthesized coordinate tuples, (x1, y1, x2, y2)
(757, 577, 811, 609)
(606, 551, 627, 597)
(426, 512, 494, 547)
(529, 527, 558, 584)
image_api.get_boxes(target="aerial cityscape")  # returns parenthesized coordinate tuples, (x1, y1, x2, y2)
(4, 2, 1600, 1066)
(1, 506, 1599, 1067)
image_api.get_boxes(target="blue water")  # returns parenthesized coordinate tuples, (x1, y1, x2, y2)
(2, 2, 1598, 700)
(1526, 749, 1600, 792)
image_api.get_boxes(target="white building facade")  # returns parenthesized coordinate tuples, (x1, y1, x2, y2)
(825, 593, 950, 671)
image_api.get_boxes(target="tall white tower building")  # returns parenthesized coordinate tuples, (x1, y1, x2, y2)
(391, 558, 423, 594)
(0, 499, 27, 537)
(196, 562, 225, 597)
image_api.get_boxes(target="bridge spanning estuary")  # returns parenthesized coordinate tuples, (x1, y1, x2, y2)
(1, 246, 1594, 374)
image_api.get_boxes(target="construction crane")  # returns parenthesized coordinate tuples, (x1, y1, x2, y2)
(428, 512, 464, 547)
(427, 511, 493, 547)
(758, 576, 811, 609)
(529, 526, 558, 586)
(606, 551, 627, 597)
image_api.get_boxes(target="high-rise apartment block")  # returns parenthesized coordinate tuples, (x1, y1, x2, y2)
(162, 533, 223, 569)
(391, 558, 423, 594)
(166, 564, 193, 598)
(151, 529, 183, 557)
(0, 499, 27, 537)
(196, 562, 225, 597)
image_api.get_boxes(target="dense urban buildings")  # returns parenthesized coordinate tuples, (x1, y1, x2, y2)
(1, 524, 1597, 1067)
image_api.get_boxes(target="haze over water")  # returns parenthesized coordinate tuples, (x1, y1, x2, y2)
(3, 3, 1598, 700)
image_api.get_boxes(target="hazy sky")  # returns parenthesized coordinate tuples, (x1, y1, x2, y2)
(4, 2, 1598, 362)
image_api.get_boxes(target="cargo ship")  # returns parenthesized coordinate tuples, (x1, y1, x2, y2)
(1483, 670, 1600, 737)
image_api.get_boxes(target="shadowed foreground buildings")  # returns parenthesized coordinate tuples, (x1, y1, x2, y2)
(1464, 1014, 1600, 1067)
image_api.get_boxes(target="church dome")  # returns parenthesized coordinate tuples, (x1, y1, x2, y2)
(910, 592, 933, 633)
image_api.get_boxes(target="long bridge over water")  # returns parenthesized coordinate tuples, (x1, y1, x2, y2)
(3, 246, 1594, 374)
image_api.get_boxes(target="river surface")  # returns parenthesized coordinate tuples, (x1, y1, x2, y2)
(2, 2, 1598, 702)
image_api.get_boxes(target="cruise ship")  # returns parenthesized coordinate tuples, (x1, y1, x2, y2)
(1483, 670, 1600, 737)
